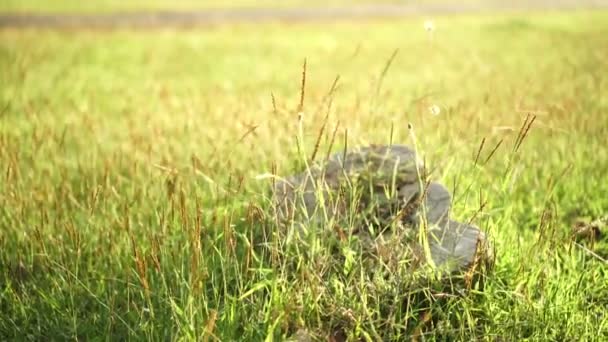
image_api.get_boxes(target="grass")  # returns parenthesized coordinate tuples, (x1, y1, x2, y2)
(1, 10, 608, 340)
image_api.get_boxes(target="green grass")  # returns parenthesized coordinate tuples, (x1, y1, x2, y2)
(1, 10, 608, 340)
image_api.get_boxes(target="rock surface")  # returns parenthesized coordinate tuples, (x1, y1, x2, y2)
(273, 144, 492, 273)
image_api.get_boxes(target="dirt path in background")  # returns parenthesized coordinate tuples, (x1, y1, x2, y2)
(1, 1, 607, 29)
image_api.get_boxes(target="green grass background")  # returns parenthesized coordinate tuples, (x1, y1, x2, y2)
(1, 9, 608, 340)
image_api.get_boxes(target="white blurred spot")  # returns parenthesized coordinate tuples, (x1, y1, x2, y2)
(429, 104, 441, 116)
(424, 20, 435, 32)
(254, 173, 286, 182)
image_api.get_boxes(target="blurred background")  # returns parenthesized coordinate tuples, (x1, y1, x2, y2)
(1, 0, 606, 14)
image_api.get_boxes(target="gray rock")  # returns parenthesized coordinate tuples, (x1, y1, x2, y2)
(272, 144, 492, 273)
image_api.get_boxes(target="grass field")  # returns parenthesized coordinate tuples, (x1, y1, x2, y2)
(1, 10, 608, 341)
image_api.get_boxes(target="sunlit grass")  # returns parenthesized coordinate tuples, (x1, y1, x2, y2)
(1, 10, 607, 340)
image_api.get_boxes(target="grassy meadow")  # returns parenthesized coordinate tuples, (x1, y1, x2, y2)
(1, 9, 608, 340)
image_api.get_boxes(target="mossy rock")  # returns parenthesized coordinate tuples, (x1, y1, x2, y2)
(273, 144, 493, 275)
